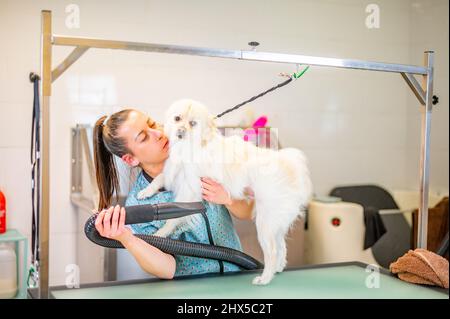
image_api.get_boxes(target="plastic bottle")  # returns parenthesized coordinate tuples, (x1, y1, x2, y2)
(0, 190, 5, 234)
(0, 243, 17, 298)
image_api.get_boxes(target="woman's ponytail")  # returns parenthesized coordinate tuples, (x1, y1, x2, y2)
(93, 116, 119, 211)
(92, 109, 134, 211)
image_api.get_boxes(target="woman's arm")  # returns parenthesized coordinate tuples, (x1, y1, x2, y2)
(201, 177, 254, 220)
(225, 197, 254, 220)
(121, 233, 176, 279)
(95, 205, 176, 279)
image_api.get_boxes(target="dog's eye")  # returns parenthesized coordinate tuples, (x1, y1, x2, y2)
(174, 116, 181, 122)
(189, 120, 197, 127)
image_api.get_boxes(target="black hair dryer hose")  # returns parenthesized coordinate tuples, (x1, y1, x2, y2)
(84, 202, 263, 270)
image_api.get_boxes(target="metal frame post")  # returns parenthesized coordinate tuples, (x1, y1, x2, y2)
(39, 10, 52, 299)
(417, 51, 434, 249)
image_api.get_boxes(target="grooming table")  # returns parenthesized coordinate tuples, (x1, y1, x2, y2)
(40, 262, 448, 299)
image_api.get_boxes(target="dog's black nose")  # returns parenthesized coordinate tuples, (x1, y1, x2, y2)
(176, 128, 186, 139)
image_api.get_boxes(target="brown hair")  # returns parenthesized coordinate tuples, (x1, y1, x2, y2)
(93, 109, 133, 211)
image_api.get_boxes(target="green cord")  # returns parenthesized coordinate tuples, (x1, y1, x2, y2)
(292, 65, 310, 79)
(27, 265, 37, 288)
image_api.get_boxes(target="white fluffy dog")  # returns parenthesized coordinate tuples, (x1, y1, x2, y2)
(138, 99, 313, 285)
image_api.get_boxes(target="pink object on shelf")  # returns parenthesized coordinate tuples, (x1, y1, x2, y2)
(252, 116, 267, 128)
(243, 116, 270, 147)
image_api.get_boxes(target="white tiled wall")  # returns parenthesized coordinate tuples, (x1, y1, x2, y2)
(0, 0, 448, 285)
(406, 0, 449, 196)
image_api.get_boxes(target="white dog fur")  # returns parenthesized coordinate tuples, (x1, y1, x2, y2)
(137, 99, 313, 285)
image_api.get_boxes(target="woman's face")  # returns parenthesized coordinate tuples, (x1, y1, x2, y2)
(118, 110, 169, 167)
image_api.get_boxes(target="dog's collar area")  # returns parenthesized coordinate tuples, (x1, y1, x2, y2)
(142, 171, 166, 192)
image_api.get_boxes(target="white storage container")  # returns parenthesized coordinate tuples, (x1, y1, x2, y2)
(0, 243, 17, 298)
(305, 197, 378, 265)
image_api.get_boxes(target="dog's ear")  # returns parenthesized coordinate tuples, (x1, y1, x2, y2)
(201, 115, 217, 147)
(208, 115, 216, 130)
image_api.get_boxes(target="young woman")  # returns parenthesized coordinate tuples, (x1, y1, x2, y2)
(93, 109, 254, 279)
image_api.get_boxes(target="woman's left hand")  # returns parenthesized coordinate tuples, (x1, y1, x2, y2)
(200, 177, 232, 205)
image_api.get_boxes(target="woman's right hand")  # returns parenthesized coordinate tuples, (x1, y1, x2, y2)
(95, 205, 133, 244)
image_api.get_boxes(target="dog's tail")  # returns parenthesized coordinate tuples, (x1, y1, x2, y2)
(279, 148, 313, 216)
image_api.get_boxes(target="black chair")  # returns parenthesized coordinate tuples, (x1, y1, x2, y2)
(436, 232, 449, 257)
(329, 185, 411, 268)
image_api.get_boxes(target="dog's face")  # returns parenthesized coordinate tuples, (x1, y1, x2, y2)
(164, 99, 216, 146)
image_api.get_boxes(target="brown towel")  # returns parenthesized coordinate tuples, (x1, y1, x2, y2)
(390, 248, 449, 288)
(412, 197, 449, 260)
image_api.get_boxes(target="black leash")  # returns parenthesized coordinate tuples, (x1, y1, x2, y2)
(215, 66, 309, 119)
(29, 72, 41, 287)
(215, 77, 292, 119)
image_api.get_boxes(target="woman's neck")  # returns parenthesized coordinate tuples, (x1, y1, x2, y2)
(141, 162, 164, 178)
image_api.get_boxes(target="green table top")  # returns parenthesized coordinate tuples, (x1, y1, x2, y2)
(0, 229, 27, 242)
(50, 262, 448, 299)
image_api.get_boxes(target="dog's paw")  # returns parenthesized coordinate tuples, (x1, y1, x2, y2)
(276, 261, 287, 273)
(276, 266, 286, 273)
(153, 228, 171, 238)
(137, 189, 153, 200)
(252, 275, 273, 285)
